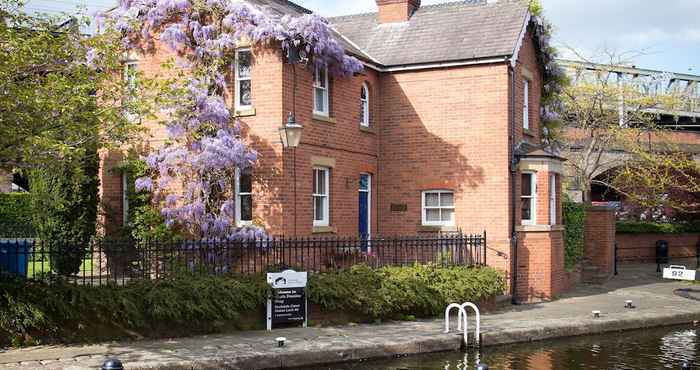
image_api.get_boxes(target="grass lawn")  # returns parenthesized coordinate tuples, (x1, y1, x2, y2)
(27, 258, 95, 278)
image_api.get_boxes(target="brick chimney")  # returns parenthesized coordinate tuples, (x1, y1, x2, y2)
(376, 0, 421, 24)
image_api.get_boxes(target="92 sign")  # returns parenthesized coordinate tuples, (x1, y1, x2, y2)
(663, 266, 697, 281)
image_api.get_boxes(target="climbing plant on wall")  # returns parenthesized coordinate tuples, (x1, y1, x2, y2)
(99, 0, 363, 239)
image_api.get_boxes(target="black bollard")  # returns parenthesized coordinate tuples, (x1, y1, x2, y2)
(475, 363, 489, 370)
(102, 359, 124, 370)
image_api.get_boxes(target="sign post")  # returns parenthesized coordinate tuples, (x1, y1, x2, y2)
(266, 270, 308, 331)
(662, 265, 697, 281)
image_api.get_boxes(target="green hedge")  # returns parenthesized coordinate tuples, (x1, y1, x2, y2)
(616, 222, 700, 234)
(563, 199, 586, 271)
(0, 265, 505, 347)
(0, 193, 35, 237)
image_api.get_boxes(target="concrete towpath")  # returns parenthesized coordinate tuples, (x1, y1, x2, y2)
(1, 264, 699, 370)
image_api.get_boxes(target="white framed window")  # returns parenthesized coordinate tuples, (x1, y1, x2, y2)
(235, 48, 252, 109)
(549, 173, 557, 225)
(235, 168, 253, 226)
(360, 83, 369, 127)
(523, 79, 530, 131)
(313, 167, 330, 226)
(521, 172, 536, 225)
(313, 66, 329, 116)
(124, 61, 139, 122)
(421, 190, 455, 226)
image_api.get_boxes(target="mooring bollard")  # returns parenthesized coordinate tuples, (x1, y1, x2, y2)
(475, 363, 489, 370)
(276, 337, 286, 347)
(101, 359, 123, 370)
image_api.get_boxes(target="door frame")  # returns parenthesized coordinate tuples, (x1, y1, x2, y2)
(359, 173, 371, 239)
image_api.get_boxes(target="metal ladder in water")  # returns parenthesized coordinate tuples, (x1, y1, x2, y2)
(445, 302, 481, 348)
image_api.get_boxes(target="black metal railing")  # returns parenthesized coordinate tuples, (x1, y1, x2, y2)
(0, 232, 487, 285)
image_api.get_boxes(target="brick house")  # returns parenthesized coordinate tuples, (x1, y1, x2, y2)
(99, 0, 567, 302)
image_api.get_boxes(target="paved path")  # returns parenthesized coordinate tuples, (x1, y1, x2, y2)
(1, 264, 699, 370)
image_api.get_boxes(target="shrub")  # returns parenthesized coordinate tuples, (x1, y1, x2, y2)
(29, 147, 99, 276)
(0, 265, 505, 347)
(0, 193, 35, 237)
(616, 221, 700, 234)
(563, 198, 586, 270)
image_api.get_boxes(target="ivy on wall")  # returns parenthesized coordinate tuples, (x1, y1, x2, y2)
(563, 198, 586, 270)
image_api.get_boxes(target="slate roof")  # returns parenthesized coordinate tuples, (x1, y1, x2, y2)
(328, 0, 531, 67)
(246, 0, 373, 61)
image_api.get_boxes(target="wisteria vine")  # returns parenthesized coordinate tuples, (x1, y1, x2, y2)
(100, 0, 364, 240)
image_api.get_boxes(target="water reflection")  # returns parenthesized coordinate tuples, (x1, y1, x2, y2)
(300, 325, 698, 370)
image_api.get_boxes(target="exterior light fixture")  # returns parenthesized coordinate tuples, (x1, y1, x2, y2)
(279, 112, 303, 149)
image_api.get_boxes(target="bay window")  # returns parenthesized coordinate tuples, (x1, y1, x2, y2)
(521, 173, 536, 225)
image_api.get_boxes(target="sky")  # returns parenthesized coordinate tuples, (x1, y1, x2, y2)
(22, 0, 700, 75)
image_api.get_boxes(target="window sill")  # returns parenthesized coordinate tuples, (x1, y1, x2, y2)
(523, 128, 535, 137)
(313, 225, 337, 234)
(359, 125, 375, 134)
(516, 224, 565, 232)
(234, 107, 256, 117)
(418, 225, 458, 233)
(312, 114, 336, 124)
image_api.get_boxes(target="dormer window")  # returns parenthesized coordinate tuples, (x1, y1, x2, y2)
(313, 66, 329, 116)
(360, 83, 369, 127)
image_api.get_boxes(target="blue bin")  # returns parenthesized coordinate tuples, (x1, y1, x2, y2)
(0, 240, 32, 278)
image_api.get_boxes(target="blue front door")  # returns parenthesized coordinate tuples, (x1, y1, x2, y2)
(358, 174, 370, 246)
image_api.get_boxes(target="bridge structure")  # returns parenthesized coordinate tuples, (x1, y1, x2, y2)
(558, 60, 700, 204)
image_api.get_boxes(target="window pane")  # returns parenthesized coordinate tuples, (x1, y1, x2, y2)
(425, 193, 439, 207)
(313, 170, 319, 194)
(317, 68, 326, 88)
(315, 88, 325, 112)
(359, 174, 369, 191)
(240, 171, 252, 193)
(317, 170, 326, 194)
(240, 195, 252, 221)
(239, 80, 252, 106)
(441, 208, 455, 223)
(314, 196, 325, 221)
(521, 198, 532, 221)
(361, 86, 367, 99)
(521, 174, 532, 196)
(237, 51, 251, 77)
(426, 209, 441, 222)
(440, 192, 454, 207)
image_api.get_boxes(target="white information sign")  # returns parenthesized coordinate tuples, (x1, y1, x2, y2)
(266, 270, 308, 331)
(662, 265, 697, 281)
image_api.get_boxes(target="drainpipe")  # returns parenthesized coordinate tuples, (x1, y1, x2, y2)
(508, 63, 520, 305)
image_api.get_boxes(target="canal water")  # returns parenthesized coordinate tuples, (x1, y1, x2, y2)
(300, 325, 698, 370)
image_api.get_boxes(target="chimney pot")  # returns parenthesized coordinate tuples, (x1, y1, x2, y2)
(376, 0, 421, 24)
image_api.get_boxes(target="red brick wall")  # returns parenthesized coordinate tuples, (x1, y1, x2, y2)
(583, 206, 616, 275)
(516, 230, 565, 302)
(616, 233, 699, 263)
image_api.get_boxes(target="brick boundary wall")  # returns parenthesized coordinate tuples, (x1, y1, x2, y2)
(616, 233, 699, 264)
(583, 206, 616, 277)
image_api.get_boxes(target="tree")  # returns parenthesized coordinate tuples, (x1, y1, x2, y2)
(0, 0, 147, 169)
(556, 52, 700, 216)
(103, 0, 363, 239)
(29, 144, 99, 275)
